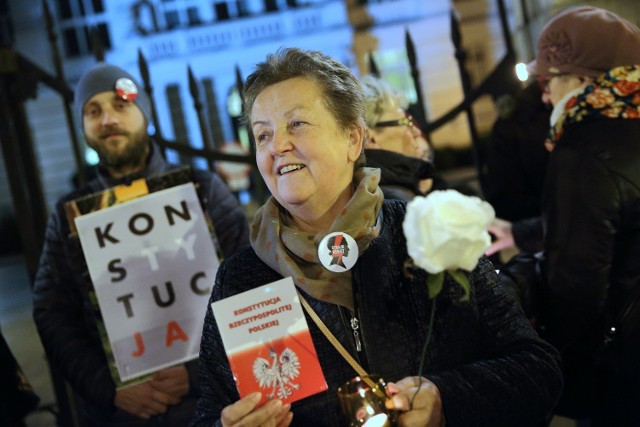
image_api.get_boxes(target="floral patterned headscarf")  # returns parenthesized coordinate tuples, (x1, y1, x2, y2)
(546, 65, 640, 150)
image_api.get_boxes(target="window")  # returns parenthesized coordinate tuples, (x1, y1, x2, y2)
(187, 7, 202, 26)
(214, 1, 251, 20)
(164, 10, 180, 29)
(56, 0, 110, 57)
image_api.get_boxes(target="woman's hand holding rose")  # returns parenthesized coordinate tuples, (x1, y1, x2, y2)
(386, 377, 443, 427)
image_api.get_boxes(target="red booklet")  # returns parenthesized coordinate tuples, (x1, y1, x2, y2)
(211, 277, 327, 406)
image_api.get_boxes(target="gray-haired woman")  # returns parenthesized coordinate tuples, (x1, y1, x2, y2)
(361, 75, 444, 200)
(190, 48, 562, 427)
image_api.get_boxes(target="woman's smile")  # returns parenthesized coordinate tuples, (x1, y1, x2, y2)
(278, 164, 305, 175)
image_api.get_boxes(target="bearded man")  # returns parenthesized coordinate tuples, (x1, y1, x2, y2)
(32, 63, 250, 426)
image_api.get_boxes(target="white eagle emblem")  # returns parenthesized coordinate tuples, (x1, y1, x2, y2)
(252, 348, 301, 399)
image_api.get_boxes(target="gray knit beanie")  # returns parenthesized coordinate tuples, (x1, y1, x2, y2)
(527, 6, 640, 78)
(74, 63, 152, 126)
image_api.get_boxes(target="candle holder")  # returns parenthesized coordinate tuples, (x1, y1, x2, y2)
(337, 375, 396, 427)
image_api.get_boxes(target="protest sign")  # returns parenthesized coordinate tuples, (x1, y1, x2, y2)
(75, 183, 219, 384)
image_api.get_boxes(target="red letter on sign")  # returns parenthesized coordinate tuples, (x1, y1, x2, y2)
(132, 332, 145, 357)
(165, 320, 189, 347)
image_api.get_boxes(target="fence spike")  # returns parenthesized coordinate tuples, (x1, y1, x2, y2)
(367, 52, 380, 77)
(42, 0, 86, 186)
(496, 0, 514, 58)
(138, 49, 150, 90)
(188, 66, 216, 155)
(404, 27, 429, 137)
(188, 66, 199, 101)
(449, 7, 485, 191)
(234, 64, 244, 108)
(450, 10, 461, 50)
(234, 64, 264, 202)
(235, 65, 255, 151)
(137, 48, 163, 140)
(405, 28, 417, 69)
(519, 0, 535, 60)
(43, 0, 53, 36)
(89, 26, 105, 62)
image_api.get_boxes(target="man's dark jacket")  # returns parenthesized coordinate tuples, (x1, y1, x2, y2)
(190, 200, 562, 427)
(32, 142, 250, 423)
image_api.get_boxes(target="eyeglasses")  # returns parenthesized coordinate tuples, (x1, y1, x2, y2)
(375, 116, 416, 129)
(375, 115, 426, 138)
(536, 75, 552, 92)
(536, 74, 569, 92)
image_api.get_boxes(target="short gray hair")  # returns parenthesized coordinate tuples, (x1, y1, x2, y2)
(243, 47, 367, 168)
(360, 75, 408, 127)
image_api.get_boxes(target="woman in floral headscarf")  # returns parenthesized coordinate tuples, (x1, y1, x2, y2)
(494, 6, 640, 426)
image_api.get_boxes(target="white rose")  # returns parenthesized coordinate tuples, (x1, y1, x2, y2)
(403, 190, 495, 274)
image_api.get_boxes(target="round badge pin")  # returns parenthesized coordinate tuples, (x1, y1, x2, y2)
(318, 232, 358, 272)
(115, 77, 138, 102)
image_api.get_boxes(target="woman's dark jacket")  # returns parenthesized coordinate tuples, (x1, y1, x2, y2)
(536, 118, 640, 419)
(190, 200, 562, 426)
(484, 83, 551, 222)
(32, 142, 250, 422)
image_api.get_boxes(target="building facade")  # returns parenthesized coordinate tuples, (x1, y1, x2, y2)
(5, 0, 545, 213)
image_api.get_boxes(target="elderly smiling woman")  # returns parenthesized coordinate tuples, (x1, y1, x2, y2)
(190, 48, 562, 427)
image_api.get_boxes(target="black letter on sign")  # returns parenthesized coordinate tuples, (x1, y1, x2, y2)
(152, 282, 175, 307)
(129, 213, 154, 235)
(95, 222, 119, 248)
(165, 200, 191, 225)
(117, 293, 135, 318)
(108, 259, 127, 282)
(190, 271, 210, 295)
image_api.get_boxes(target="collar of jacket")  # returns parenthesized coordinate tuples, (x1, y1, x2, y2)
(365, 149, 435, 186)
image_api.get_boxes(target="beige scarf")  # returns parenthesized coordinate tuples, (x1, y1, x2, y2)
(250, 167, 384, 311)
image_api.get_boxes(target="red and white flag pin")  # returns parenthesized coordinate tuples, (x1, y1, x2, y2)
(115, 78, 138, 102)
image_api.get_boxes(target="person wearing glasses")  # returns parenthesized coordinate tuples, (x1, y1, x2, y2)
(361, 76, 447, 201)
(490, 6, 640, 425)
